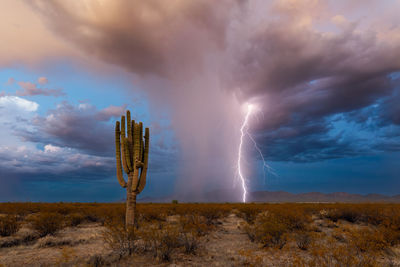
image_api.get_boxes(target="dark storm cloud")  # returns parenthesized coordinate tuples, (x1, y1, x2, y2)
(28, 0, 237, 76)
(0, 145, 115, 194)
(17, 102, 122, 155)
(8, 100, 176, 182)
(28, 0, 400, 164)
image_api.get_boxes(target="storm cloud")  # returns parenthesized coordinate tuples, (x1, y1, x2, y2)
(18, 0, 400, 197)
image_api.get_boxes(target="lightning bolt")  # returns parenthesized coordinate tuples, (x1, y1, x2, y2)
(237, 103, 276, 203)
(248, 133, 278, 181)
(237, 104, 253, 203)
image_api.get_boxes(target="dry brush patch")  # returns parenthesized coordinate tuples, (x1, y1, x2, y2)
(29, 212, 65, 237)
(1, 202, 400, 266)
(0, 214, 20, 237)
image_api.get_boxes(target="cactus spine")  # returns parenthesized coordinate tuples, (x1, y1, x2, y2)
(115, 110, 149, 227)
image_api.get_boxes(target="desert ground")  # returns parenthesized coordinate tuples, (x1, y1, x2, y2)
(1, 203, 400, 266)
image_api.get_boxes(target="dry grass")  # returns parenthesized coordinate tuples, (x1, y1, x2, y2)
(0, 214, 20, 237)
(29, 212, 65, 237)
(102, 223, 136, 258)
(0, 202, 399, 266)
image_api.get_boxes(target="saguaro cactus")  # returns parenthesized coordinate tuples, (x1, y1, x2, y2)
(115, 110, 149, 227)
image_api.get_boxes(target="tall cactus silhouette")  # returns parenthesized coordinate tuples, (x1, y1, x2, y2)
(115, 110, 149, 227)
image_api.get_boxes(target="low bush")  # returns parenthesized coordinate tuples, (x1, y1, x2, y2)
(303, 243, 380, 267)
(295, 232, 312, 250)
(325, 207, 360, 223)
(180, 231, 199, 254)
(30, 212, 64, 237)
(349, 227, 389, 252)
(236, 205, 263, 224)
(195, 206, 223, 226)
(179, 214, 210, 236)
(102, 223, 136, 258)
(245, 213, 289, 249)
(66, 213, 86, 227)
(0, 215, 20, 237)
(137, 223, 181, 261)
(244, 207, 312, 249)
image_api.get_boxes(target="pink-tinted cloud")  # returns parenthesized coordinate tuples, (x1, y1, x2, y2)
(16, 81, 65, 97)
(37, 77, 48, 85)
(96, 104, 128, 121)
(7, 77, 15, 85)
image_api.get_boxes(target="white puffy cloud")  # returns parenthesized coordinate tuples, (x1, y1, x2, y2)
(44, 144, 62, 153)
(0, 95, 38, 112)
(0, 96, 39, 148)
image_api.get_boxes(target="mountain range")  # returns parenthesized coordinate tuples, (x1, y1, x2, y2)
(137, 190, 400, 203)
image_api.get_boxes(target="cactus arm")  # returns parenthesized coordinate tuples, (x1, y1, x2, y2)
(137, 127, 149, 193)
(121, 115, 126, 138)
(115, 121, 127, 188)
(139, 122, 143, 161)
(134, 123, 141, 162)
(131, 120, 135, 142)
(126, 111, 133, 167)
(123, 137, 133, 172)
(119, 116, 129, 174)
(120, 135, 130, 174)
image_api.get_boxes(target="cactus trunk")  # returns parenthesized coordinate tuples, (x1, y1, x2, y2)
(126, 180, 137, 227)
(115, 110, 150, 229)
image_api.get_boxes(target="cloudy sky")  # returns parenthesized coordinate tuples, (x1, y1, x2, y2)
(1, 0, 399, 202)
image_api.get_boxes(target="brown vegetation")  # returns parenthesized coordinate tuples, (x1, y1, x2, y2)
(0, 215, 20, 237)
(0, 202, 399, 266)
(29, 212, 65, 237)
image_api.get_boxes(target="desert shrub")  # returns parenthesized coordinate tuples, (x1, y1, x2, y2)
(0, 215, 20, 237)
(179, 214, 210, 236)
(137, 223, 181, 261)
(321, 203, 400, 227)
(378, 226, 400, 246)
(178, 215, 204, 254)
(136, 218, 201, 260)
(66, 213, 86, 227)
(30, 212, 64, 237)
(349, 227, 389, 252)
(138, 207, 167, 223)
(275, 207, 312, 231)
(306, 243, 380, 267)
(236, 205, 263, 224)
(244, 207, 312, 249)
(325, 206, 361, 223)
(295, 232, 312, 250)
(331, 228, 347, 243)
(87, 254, 106, 267)
(157, 226, 181, 261)
(196, 206, 223, 226)
(245, 213, 289, 249)
(102, 223, 136, 258)
(180, 231, 199, 254)
(171, 200, 178, 204)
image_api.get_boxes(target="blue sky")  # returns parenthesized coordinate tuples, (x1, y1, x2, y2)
(0, 0, 400, 202)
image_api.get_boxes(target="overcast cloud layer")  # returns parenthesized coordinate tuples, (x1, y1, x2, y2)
(0, 0, 399, 200)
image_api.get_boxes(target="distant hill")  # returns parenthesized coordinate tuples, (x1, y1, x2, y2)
(249, 191, 400, 203)
(138, 190, 400, 203)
